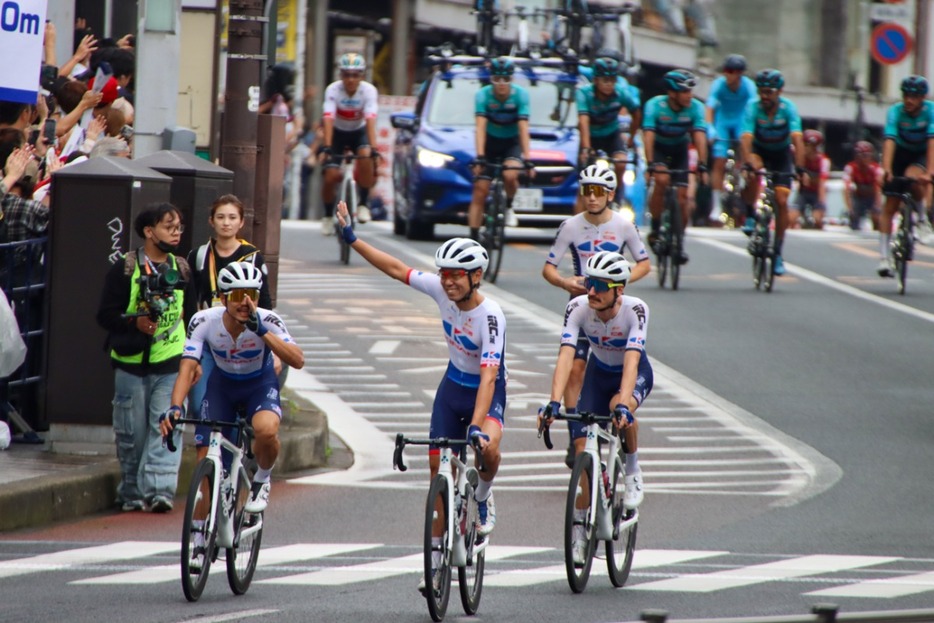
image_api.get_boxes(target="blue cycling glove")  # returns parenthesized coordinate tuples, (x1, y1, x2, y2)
(613, 404, 634, 427)
(340, 223, 357, 245)
(245, 311, 268, 336)
(540, 400, 561, 418)
(159, 405, 184, 426)
(468, 424, 490, 445)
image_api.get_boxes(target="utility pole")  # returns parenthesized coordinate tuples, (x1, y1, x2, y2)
(220, 0, 267, 240)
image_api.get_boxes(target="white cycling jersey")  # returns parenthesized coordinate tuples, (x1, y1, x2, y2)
(182, 307, 294, 380)
(322, 80, 379, 132)
(406, 269, 506, 385)
(560, 294, 648, 370)
(546, 212, 649, 276)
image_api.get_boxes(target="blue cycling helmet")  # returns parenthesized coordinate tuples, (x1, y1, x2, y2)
(722, 54, 747, 72)
(664, 69, 696, 92)
(593, 57, 619, 78)
(755, 69, 784, 90)
(901, 75, 929, 96)
(489, 57, 515, 77)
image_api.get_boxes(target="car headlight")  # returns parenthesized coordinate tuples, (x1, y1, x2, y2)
(623, 170, 635, 186)
(417, 148, 454, 168)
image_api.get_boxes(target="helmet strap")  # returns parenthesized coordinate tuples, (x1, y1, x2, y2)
(458, 271, 482, 304)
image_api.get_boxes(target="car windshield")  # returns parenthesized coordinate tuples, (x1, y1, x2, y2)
(426, 74, 578, 129)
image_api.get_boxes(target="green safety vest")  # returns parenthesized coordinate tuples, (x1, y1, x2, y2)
(110, 254, 186, 365)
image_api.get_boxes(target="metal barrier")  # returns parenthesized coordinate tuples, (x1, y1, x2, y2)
(634, 605, 934, 623)
(0, 236, 48, 443)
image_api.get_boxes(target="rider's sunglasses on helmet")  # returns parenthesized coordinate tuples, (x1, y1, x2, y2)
(584, 277, 623, 293)
(491, 75, 512, 83)
(580, 184, 610, 197)
(438, 268, 468, 280)
(226, 288, 260, 304)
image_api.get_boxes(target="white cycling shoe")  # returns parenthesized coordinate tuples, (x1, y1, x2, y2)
(244, 481, 270, 513)
(357, 204, 371, 224)
(624, 472, 644, 510)
(321, 216, 334, 236)
(504, 207, 519, 228)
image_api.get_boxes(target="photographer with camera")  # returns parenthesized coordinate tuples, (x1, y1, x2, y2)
(95, 203, 194, 513)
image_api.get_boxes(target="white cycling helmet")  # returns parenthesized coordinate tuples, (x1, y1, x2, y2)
(218, 261, 264, 292)
(579, 164, 617, 190)
(584, 251, 631, 284)
(435, 238, 489, 272)
(339, 52, 366, 72)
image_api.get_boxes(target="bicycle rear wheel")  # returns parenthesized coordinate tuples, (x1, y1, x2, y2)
(424, 475, 452, 622)
(338, 177, 357, 265)
(564, 452, 596, 593)
(763, 246, 776, 293)
(458, 471, 485, 615)
(181, 459, 218, 602)
(606, 455, 638, 587)
(482, 180, 506, 284)
(226, 466, 264, 595)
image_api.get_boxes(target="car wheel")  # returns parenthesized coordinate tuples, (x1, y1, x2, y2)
(406, 219, 434, 241)
(393, 209, 407, 236)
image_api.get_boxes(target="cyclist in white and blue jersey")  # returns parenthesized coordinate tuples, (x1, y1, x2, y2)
(160, 262, 305, 514)
(642, 69, 709, 264)
(705, 54, 756, 222)
(539, 251, 652, 563)
(740, 68, 804, 276)
(335, 202, 505, 543)
(878, 75, 934, 277)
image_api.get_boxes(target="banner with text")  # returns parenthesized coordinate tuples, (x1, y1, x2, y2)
(0, 0, 48, 104)
(374, 94, 418, 216)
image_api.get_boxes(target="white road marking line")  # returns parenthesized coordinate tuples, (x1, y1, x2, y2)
(0, 542, 178, 579)
(369, 340, 401, 355)
(805, 571, 934, 598)
(172, 609, 280, 623)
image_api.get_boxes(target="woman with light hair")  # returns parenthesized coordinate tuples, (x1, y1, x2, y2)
(88, 136, 130, 159)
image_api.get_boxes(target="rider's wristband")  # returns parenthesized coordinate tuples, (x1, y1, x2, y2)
(340, 224, 357, 245)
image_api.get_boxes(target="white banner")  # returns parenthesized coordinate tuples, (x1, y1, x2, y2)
(0, 0, 47, 104)
(374, 94, 418, 216)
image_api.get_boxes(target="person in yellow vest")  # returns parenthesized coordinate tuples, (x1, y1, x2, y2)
(96, 203, 194, 513)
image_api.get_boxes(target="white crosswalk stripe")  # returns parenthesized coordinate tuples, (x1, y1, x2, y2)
(0, 542, 178, 579)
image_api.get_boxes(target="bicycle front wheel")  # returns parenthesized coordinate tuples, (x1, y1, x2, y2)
(458, 471, 484, 615)
(424, 475, 452, 622)
(338, 177, 357, 265)
(226, 467, 264, 595)
(564, 451, 596, 593)
(606, 455, 638, 587)
(482, 180, 506, 284)
(181, 459, 218, 602)
(894, 226, 910, 295)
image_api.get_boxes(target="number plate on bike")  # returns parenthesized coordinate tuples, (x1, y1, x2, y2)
(513, 188, 543, 212)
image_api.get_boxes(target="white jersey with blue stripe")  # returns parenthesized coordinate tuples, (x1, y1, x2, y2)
(406, 269, 506, 385)
(560, 294, 648, 370)
(546, 212, 649, 276)
(182, 307, 294, 380)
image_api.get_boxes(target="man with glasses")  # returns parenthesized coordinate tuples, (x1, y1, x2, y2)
(705, 54, 756, 224)
(538, 251, 653, 564)
(469, 57, 534, 239)
(740, 68, 804, 276)
(643, 69, 709, 265)
(159, 261, 304, 519)
(334, 202, 505, 591)
(319, 52, 379, 234)
(543, 165, 649, 466)
(96, 203, 194, 513)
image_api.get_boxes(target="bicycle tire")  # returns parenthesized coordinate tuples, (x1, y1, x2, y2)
(752, 252, 764, 290)
(895, 233, 908, 295)
(764, 246, 776, 293)
(606, 455, 637, 587)
(226, 466, 264, 595)
(424, 475, 452, 622)
(338, 176, 357, 265)
(482, 179, 506, 284)
(181, 459, 218, 602)
(457, 472, 485, 615)
(670, 192, 683, 291)
(564, 451, 596, 593)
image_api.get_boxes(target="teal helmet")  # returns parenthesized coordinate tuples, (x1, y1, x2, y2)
(755, 68, 784, 90)
(664, 69, 696, 92)
(593, 57, 619, 78)
(901, 75, 929, 96)
(489, 57, 515, 77)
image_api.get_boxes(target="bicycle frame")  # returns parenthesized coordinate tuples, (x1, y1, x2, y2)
(578, 419, 636, 541)
(203, 428, 263, 549)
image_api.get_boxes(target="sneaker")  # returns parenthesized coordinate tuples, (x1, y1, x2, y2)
(741, 216, 755, 236)
(773, 255, 786, 276)
(676, 250, 689, 265)
(189, 530, 205, 573)
(320, 216, 334, 236)
(121, 499, 144, 512)
(150, 495, 173, 513)
(476, 492, 496, 536)
(357, 204, 371, 224)
(244, 481, 271, 514)
(877, 259, 894, 278)
(572, 523, 587, 568)
(624, 472, 644, 510)
(505, 207, 519, 228)
(915, 219, 934, 245)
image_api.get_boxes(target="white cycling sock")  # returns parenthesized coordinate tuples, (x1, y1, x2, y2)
(879, 234, 891, 260)
(254, 466, 273, 483)
(710, 190, 721, 219)
(475, 478, 492, 501)
(625, 451, 640, 475)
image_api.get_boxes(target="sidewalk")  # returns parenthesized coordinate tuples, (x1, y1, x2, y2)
(0, 386, 330, 533)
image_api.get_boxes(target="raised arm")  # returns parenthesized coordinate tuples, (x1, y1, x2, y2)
(336, 201, 412, 282)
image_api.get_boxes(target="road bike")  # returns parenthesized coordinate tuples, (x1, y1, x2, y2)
(328, 152, 372, 265)
(745, 168, 787, 293)
(472, 159, 532, 284)
(539, 410, 638, 593)
(164, 412, 263, 602)
(720, 143, 745, 228)
(886, 176, 928, 295)
(393, 433, 487, 622)
(648, 166, 693, 290)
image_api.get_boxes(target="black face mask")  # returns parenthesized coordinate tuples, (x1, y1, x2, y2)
(154, 239, 178, 254)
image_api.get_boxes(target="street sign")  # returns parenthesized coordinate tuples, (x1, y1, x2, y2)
(870, 4, 911, 22)
(871, 22, 913, 65)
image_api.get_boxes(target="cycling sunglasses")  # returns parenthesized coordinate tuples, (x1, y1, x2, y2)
(491, 75, 512, 83)
(584, 277, 623, 293)
(341, 71, 364, 79)
(226, 288, 260, 303)
(438, 268, 468, 280)
(580, 184, 610, 197)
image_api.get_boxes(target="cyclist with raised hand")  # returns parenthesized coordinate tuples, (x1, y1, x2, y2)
(705, 54, 756, 224)
(843, 141, 883, 231)
(740, 68, 804, 276)
(334, 202, 506, 546)
(159, 262, 305, 516)
(543, 165, 649, 466)
(878, 75, 934, 278)
(575, 57, 641, 214)
(792, 129, 830, 229)
(538, 251, 652, 564)
(319, 52, 378, 235)
(469, 57, 534, 239)
(642, 69, 709, 265)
